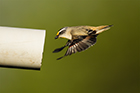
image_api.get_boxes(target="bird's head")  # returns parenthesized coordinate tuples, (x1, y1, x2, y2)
(55, 27, 71, 39)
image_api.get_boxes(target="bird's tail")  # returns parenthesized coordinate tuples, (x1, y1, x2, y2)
(95, 25, 113, 34)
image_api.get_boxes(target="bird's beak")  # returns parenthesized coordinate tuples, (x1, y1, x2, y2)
(55, 35, 59, 39)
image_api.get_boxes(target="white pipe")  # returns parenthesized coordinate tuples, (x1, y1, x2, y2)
(0, 26, 46, 70)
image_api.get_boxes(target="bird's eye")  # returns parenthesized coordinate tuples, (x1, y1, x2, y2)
(59, 27, 67, 35)
(59, 30, 65, 35)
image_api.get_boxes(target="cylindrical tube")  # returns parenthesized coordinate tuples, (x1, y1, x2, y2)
(0, 26, 46, 70)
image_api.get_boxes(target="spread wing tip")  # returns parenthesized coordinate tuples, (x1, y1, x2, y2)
(53, 46, 65, 53)
(56, 55, 66, 60)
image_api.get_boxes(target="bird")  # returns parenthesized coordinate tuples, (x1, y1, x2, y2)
(53, 25, 113, 60)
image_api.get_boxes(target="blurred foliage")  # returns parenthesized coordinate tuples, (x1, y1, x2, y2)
(0, 0, 139, 93)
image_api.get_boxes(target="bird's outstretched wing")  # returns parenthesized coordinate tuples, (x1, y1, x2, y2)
(65, 35, 97, 55)
(56, 35, 97, 60)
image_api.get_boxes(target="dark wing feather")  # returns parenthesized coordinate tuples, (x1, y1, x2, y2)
(53, 40, 71, 53)
(64, 35, 97, 56)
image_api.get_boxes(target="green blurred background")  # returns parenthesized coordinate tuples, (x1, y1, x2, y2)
(0, 0, 139, 93)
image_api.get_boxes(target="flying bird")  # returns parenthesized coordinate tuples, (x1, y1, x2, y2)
(53, 25, 113, 60)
